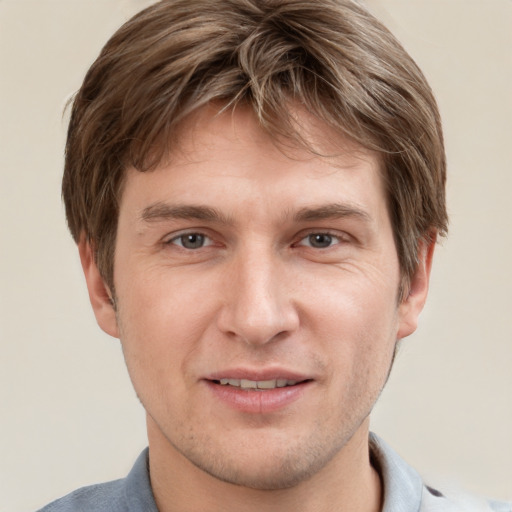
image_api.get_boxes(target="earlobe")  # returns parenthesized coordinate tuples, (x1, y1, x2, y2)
(397, 233, 437, 340)
(78, 236, 120, 339)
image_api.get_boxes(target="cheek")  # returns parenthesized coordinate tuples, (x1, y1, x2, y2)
(115, 269, 218, 386)
(306, 285, 398, 425)
(303, 258, 400, 328)
(301, 267, 400, 374)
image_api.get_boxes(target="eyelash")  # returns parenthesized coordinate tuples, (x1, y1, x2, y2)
(164, 230, 348, 251)
(165, 232, 215, 250)
(294, 231, 345, 249)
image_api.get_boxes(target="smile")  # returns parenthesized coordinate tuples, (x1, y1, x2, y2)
(206, 377, 311, 413)
(215, 378, 300, 389)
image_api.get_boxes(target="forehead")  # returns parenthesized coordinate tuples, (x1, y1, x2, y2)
(121, 104, 387, 224)
(172, 103, 379, 169)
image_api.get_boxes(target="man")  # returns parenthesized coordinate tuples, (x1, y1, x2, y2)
(37, 0, 510, 511)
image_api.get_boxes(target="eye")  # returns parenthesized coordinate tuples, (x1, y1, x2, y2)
(168, 233, 213, 249)
(297, 233, 341, 249)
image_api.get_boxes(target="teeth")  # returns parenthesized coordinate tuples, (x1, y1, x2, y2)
(257, 380, 278, 389)
(218, 378, 299, 389)
(241, 379, 258, 389)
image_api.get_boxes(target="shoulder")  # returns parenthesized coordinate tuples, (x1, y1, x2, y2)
(35, 479, 126, 512)
(35, 449, 157, 512)
(369, 433, 511, 512)
(421, 487, 512, 512)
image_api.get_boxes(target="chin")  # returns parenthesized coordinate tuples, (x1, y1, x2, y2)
(174, 428, 347, 491)
(193, 453, 327, 490)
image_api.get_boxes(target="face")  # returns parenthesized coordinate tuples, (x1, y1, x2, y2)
(82, 105, 431, 490)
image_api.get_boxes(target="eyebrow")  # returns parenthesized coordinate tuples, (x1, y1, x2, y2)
(139, 201, 371, 226)
(293, 203, 371, 223)
(140, 203, 233, 224)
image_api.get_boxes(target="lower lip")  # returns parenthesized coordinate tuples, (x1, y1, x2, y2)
(205, 380, 311, 414)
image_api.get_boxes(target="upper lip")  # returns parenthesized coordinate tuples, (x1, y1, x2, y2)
(205, 368, 312, 382)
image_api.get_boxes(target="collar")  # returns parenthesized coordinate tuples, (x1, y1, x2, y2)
(369, 433, 423, 512)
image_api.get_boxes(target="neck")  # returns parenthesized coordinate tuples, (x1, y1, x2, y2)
(147, 417, 382, 512)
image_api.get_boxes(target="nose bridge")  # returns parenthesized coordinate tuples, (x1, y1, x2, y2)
(219, 240, 298, 345)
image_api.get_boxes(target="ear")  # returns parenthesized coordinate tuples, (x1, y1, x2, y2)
(397, 233, 436, 340)
(78, 236, 120, 339)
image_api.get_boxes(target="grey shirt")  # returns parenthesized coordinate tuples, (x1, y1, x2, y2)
(37, 434, 511, 512)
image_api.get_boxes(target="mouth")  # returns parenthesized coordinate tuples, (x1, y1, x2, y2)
(206, 376, 312, 413)
(204, 370, 313, 412)
(212, 378, 308, 390)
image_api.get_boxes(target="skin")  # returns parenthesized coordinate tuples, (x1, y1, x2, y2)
(80, 105, 434, 512)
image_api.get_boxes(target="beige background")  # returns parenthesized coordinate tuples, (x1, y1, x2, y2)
(1, 0, 511, 510)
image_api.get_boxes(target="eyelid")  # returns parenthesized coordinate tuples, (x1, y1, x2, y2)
(294, 229, 351, 247)
(164, 230, 215, 248)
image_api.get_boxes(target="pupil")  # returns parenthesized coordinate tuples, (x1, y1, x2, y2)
(182, 234, 204, 249)
(309, 234, 332, 248)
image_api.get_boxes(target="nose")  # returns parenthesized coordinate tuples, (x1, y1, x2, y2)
(217, 245, 300, 346)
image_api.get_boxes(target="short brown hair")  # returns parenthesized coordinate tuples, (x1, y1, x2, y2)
(63, 0, 448, 292)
